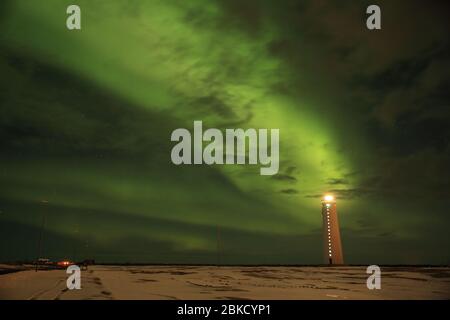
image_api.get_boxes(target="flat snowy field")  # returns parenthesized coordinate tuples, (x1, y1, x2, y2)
(0, 265, 449, 300)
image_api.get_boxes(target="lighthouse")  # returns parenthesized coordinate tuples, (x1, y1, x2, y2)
(322, 195, 344, 265)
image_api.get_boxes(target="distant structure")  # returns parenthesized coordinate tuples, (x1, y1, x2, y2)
(321, 195, 344, 265)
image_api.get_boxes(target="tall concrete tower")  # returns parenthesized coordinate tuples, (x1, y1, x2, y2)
(321, 195, 344, 265)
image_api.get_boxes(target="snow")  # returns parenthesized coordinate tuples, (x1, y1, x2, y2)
(0, 265, 448, 300)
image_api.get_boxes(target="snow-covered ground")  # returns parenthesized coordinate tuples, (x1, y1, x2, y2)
(0, 265, 449, 300)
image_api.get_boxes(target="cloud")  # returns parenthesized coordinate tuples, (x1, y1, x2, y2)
(271, 174, 297, 182)
(280, 188, 299, 195)
(327, 178, 349, 185)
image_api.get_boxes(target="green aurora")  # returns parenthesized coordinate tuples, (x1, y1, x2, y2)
(0, 0, 449, 264)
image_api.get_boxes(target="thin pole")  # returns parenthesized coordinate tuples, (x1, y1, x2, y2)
(73, 225, 79, 263)
(216, 224, 221, 266)
(35, 201, 47, 272)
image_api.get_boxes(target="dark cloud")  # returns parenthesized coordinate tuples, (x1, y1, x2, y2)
(270, 165, 298, 183)
(280, 188, 299, 195)
(327, 178, 349, 185)
(271, 174, 297, 182)
(0, 50, 180, 159)
(304, 189, 368, 200)
(218, 0, 263, 35)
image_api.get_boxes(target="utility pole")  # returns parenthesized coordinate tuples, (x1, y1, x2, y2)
(73, 225, 79, 263)
(35, 200, 48, 272)
(216, 224, 221, 266)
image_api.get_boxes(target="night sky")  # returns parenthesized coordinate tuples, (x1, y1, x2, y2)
(1, 0, 449, 264)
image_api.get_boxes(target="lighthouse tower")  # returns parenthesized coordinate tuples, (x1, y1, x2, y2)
(321, 195, 344, 265)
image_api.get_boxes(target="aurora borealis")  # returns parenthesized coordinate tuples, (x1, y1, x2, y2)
(0, 0, 449, 264)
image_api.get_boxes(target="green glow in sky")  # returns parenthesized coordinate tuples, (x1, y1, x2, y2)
(1, 0, 449, 264)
